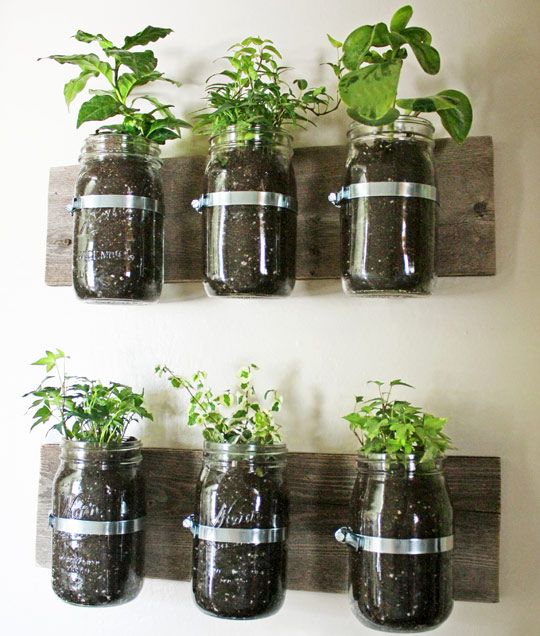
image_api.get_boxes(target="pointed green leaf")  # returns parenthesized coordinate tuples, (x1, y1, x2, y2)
(436, 89, 473, 143)
(327, 33, 343, 48)
(107, 49, 157, 75)
(74, 30, 114, 50)
(407, 42, 440, 75)
(64, 71, 96, 107)
(123, 26, 173, 50)
(76, 94, 121, 128)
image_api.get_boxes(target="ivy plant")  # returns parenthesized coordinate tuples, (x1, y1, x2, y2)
(194, 36, 335, 137)
(156, 363, 283, 444)
(40, 26, 189, 143)
(24, 349, 153, 445)
(343, 380, 453, 463)
(328, 5, 472, 142)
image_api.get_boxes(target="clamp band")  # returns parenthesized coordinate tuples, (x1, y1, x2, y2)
(191, 191, 297, 213)
(183, 514, 287, 544)
(335, 526, 453, 554)
(48, 513, 145, 536)
(328, 182, 439, 207)
(67, 194, 162, 215)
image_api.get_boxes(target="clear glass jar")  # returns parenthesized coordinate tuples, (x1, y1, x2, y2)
(50, 439, 145, 606)
(340, 116, 437, 295)
(202, 126, 297, 297)
(190, 442, 288, 619)
(348, 454, 453, 632)
(73, 133, 164, 303)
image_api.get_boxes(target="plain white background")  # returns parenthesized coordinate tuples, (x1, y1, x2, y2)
(1, 0, 539, 633)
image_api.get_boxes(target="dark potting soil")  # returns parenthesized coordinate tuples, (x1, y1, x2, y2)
(349, 464, 453, 632)
(203, 145, 297, 297)
(73, 155, 163, 303)
(341, 137, 436, 295)
(192, 462, 288, 619)
(51, 458, 145, 606)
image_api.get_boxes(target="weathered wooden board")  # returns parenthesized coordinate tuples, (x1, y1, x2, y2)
(45, 136, 495, 285)
(36, 446, 500, 602)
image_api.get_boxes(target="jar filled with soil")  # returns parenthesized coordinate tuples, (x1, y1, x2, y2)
(186, 442, 288, 619)
(342, 454, 453, 632)
(50, 439, 145, 606)
(197, 126, 297, 297)
(72, 133, 164, 303)
(337, 116, 437, 295)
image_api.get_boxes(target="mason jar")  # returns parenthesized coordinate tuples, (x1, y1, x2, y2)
(184, 442, 288, 619)
(334, 116, 437, 295)
(71, 133, 164, 303)
(49, 439, 145, 606)
(336, 454, 453, 632)
(193, 126, 297, 297)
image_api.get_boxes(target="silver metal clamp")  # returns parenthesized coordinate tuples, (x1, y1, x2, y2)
(328, 182, 439, 207)
(183, 514, 287, 545)
(48, 513, 145, 536)
(191, 191, 297, 214)
(67, 194, 162, 215)
(335, 526, 453, 555)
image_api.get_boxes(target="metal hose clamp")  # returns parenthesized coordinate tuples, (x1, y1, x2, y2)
(66, 194, 162, 215)
(191, 191, 297, 214)
(335, 526, 453, 554)
(183, 514, 287, 544)
(48, 512, 145, 536)
(328, 182, 439, 207)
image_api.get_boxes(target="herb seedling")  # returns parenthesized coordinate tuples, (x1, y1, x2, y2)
(41, 26, 189, 143)
(24, 349, 153, 445)
(194, 36, 335, 137)
(343, 379, 453, 463)
(328, 5, 472, 142)
(156, 363, 283, 444)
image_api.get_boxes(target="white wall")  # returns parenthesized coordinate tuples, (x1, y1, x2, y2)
(1, 0, 539, 633)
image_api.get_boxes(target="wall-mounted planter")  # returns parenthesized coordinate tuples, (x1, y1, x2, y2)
(45, 136, 495, 288)
(36, 446, 500, 604)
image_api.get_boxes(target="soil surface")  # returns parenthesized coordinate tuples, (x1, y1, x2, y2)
(341, 137, 436, 295)
(192, 459, 288, 618)
(203, 144, 296, 297)
(73, 154, 163, 303)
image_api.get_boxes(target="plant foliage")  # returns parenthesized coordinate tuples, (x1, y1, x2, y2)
(328, 5, 472, 142)
(156, 363, 283, 444)
(343, 380, 453, 463)
(194, 36, 335, 136)
(24, 349, 153, 445)
(40, 26, 189, 143)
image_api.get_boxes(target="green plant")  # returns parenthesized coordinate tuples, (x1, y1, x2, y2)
(194, 36, 335, 136)
(24, 349, 153, 445)
(343, 380, 453, 463)
(156, 363, 282, 444)
(40, 26, 189, 143)
(328, 5, 472, 142)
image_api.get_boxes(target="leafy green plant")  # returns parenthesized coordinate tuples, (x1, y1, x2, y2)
(156, 363, 283, 444)
(343, 380, 453, 463)
(24, 349, 153, 445)
(40, 26, 189, 143)
(194, 36, 335, 137)
(328, 5, 472, 142)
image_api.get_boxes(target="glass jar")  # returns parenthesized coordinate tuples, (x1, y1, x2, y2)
(338, 116, 437, 295)
(186, 442, 288, 619)
(198, 126, 297, 297)
(50, 439, 145, 606)
(72, 133, 164, 303)
(340, 454, 453, 632)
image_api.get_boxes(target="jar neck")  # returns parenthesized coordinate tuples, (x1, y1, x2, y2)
(348, 115, 435, 145)
(358, 453, 444, 476)
(202, 441, 287, 468)
(60, 438, 143, 468)
(80, 133, 162, 164)
(209, 125, 293, 156)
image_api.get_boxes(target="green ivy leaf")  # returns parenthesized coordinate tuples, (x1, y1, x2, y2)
(396, 94, 458, 112)
(123, 26, 173, 50)
(342, 25, 375, 70)
(390, 5, 413, 32)
(372, 22, 391, 47)
(436, 89, 473, 143)
(346, 106, 400, 126)
(406, 41, 440, 75)
(76, 94, 121, 128)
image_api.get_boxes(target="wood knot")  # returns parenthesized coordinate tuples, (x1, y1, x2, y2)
(473, 201, 488, 217)
(62, 238, 72, 247)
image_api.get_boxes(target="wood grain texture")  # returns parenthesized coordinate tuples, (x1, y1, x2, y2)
(45, 136, 495, 285)
(36, 446, 500, 602)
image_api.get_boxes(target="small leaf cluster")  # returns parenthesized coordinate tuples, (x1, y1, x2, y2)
(24, 350, 153, 445)
(41, 26, 189, 144)
(343, 380, 453, 463)
(328, 5, 472, 142)
(156, 363, 283, 444)
(194, 36, 335, 137)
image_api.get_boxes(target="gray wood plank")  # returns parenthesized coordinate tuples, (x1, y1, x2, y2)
(36, 446, 500, 602)
(45, 136, 495, 286)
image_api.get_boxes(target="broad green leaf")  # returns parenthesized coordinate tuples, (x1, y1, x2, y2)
(436, 89, 473, 143)
(372, 22, 391, 47)
(74, 30, 114, 50)
(339, 60, 402, 122)
(43, 53, 113, 81)
(327, 33, 343, 48)
(76, 94, 121, 127)
(117, 71, 163, 100)
(396, 95, 458, 112)
(407, 41, 440, 74)
(107, 49, 157, 75)
(123, 26, 173, 50)
(63, 71, 96, 107)
(342, 25, 374, 70)
(402, 27, 432, 45)
(347, 107, 400, 126)
(390, 5, 413, 32)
